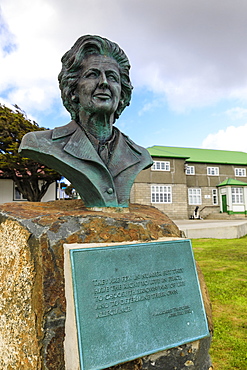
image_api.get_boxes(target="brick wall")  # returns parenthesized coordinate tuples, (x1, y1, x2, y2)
(187, 186, 220, 218)
(131, 183, 188, 219)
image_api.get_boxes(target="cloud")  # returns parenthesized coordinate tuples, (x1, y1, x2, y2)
(202, 124, 247, 152)
(225, 107, 247, 120)
(138, 98, 165, 116)
(0, 9, 17, 56)
(123, 0, 247, 111)
(0, 0, 64, 113)
(1, 0, 247, 116)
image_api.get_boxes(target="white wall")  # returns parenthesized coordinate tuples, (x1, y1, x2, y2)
(0, 179, 14, 204)
(0, 179, 57, 204)
(232, 205, 245, 212)
(42, 182, 57, 202)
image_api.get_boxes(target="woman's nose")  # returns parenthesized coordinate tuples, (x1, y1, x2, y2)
(98, 73, 108, 87)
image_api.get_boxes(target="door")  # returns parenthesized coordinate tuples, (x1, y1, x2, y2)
(222, 194, 227, 212)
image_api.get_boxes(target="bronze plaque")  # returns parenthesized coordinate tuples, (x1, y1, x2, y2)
(70, 239, 209, 370)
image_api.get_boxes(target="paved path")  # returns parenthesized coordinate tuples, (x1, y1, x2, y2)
(172, 219, 247, 239)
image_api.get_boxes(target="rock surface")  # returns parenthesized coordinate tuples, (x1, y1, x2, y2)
(0, 200, 212, 369)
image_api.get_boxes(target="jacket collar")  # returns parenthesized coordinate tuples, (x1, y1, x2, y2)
(52, 120, 78, 138)
(52, 121, 141, 177)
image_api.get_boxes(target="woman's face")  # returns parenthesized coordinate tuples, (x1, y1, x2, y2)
(76, 54, 122, 117)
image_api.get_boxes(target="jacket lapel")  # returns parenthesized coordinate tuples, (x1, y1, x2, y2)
(52, 121, 141, 177)
(107, 130, 141, 177)
(52, 121, 106, 167)
(52, 120, 78, 138)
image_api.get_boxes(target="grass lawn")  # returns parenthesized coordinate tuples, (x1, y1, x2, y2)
(192, 236, 247, 370)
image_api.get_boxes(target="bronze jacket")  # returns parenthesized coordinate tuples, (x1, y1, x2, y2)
(19, 120, 153, 207)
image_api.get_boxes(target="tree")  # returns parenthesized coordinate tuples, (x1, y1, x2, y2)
(0, 104, 61, 201)
(64, 183, 79, 199)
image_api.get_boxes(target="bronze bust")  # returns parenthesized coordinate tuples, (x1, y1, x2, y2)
(19, 35, 153, 207)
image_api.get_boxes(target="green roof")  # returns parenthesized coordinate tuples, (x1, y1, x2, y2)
(147, 146, 247, 165)
(217, 178, 247, 187)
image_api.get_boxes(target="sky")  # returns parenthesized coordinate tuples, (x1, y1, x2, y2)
(1, 0, 247, 152)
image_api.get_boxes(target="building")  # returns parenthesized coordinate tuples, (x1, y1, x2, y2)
(0, 178, 57, 204)
(131, 146, 247, 219)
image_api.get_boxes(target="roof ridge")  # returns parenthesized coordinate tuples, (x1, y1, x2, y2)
(147, 146, 247, 165)
(148, 145, 246, 154)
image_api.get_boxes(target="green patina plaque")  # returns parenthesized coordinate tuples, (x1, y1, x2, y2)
(70, 239, 209, 370)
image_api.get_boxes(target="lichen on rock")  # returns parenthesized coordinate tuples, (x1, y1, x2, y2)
(0, 220, 40, 369)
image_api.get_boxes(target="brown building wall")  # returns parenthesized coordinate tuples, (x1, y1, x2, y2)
(132, 157, 247, 220)
(186, 163, 247, 187)
(132, 158, 188, 219)
(131, 183, 188, 219)
(130, 183, 151, 206)
(134, 157, 187, 185)
(187, 186, 220, 219)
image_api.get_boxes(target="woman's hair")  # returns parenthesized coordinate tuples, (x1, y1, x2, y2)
(58, 35, 133, 122)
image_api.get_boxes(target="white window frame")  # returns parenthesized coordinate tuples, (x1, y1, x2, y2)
(13, 184, 27, 201)
(186, 165, 195, 175)
(151, 161, 170, 171)
(151, 185, 172, 203)
(231, 187, 243, 204)
(188, 188, 202, 205)
(235, 168, 246, 177)
(207, 167, 219, 176)
(212, 189, 218, 205)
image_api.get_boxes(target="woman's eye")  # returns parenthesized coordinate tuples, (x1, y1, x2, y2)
(107, 74, 119, 82)
(85, 71, 98, 78)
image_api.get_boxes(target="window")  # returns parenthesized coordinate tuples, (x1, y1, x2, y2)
(231, 187, 243, 204)
(185, 165, 195, 175)
(207, 167, 219, 176)
(235, 168, 246, 177)
(212, 189, 218, 205)
(188, 188, 201, 205)
(151, 161, 170, 171)
(151, 185, 172, 203)
(14, 184, 27, 201)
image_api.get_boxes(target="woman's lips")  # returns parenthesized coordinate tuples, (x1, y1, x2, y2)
(93, 92, 111, 99)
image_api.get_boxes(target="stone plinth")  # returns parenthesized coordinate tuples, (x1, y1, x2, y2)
(0, 200, 212, 369)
